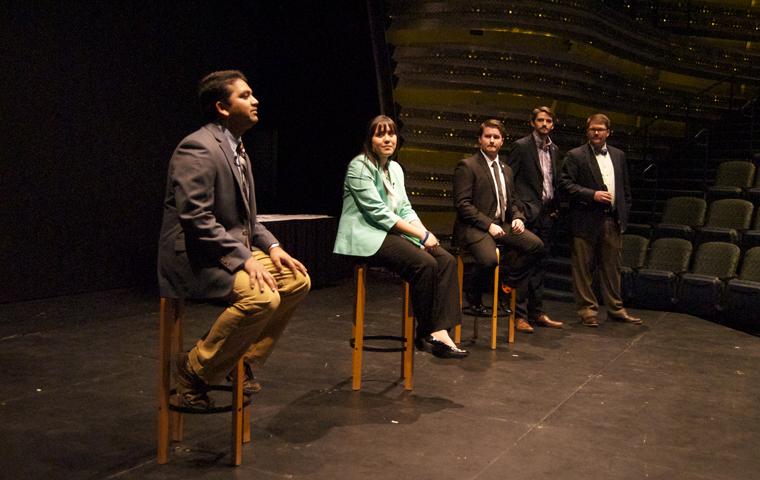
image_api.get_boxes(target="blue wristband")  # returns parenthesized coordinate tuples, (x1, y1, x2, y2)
(421, 231, 430, 245)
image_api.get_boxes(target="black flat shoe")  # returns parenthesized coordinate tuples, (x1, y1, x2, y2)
(415, 336, 469, 359)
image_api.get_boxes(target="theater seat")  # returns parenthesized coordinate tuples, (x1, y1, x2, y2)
(621, 234, 649, 304)
(697, 199, 753, 245)
(707, 161, 755, 201)
(633, 238, 692, 311)
(741, 208, 760, 250)
(723, 247, 760, 332)
(676, 242, 740, 319)
(652, 196, 707, 241)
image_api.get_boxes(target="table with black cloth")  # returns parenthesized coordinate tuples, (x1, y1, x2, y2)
(258, 214, 351, 288)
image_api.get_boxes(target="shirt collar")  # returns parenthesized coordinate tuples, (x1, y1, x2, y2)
(532, 131, 553, 151)
(217, 123, 242, 155)
(480, 150, 500, 166)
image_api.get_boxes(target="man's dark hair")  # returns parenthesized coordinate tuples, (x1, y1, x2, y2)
(478, 119, 506, 138)
(198, 70, 248, 123)
(586, 113, 611, 130)
(531, 106, 555, 122)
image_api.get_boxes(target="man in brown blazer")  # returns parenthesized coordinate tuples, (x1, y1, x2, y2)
(453, 119, 544, 334)
(558, 113, 640, 327)
(158, 70, 310, 407)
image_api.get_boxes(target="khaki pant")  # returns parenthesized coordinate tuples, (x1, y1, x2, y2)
(570, 217, 625, 319)
(188, 250, 311, 382)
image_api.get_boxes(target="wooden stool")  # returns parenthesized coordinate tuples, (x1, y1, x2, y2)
(157, 298, 252, 466)
(351, 264, 414, 391)
(454, 248, 516, 349)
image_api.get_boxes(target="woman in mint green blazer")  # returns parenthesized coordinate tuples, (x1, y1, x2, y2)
(334, 116, 467, 359)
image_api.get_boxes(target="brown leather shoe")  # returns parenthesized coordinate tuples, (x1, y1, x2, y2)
(609, 312, 642, 325)
(516, 318, 534, 333)
(535, 314, 563, 329)
(581, 316, 599, 328)
(227, 363, 262, 395)
(175, 353, 214, 409)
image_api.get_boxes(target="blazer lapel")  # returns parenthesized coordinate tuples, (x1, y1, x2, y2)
(476, 154, 498, 200)
(212, 127, 251, 216)
(585, 144, 605, 188)
(528, 141, 543, 197)
(550, 144, 560, 188)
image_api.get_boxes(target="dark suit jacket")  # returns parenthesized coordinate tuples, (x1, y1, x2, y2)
(505, 134, 560, 224)
(558, 143, 632, 240)
(157, 123, 277, 299)
(453, 152, 525, 247)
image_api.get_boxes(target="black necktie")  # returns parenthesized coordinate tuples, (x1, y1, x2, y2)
(491, 161, 506, 221)
(236, 142, 250, 197)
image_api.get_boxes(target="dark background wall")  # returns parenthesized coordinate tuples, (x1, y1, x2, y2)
(0, 2, 378, 303)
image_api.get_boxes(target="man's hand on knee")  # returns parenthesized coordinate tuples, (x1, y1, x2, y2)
(244, 256, 277, 293)
(269, 246, 308, 277)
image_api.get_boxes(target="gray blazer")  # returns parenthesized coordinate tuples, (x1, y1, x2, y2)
(558, 143, 632, 240)
(157, 123, 277, 299)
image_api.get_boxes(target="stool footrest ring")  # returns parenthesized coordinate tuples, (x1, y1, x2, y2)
(350, 334, 408, 353)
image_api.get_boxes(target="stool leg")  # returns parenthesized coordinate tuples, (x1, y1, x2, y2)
(402, 281, 414, 391)
(508, 288, 516, 344)
(231, 358, 244, 466)
(455, 255, 463, 344)
(157, 298, 173, 464)
(170, 301, 184, 442)
(491, 249, 500, 350)
(352, 265, 366, 391)
(243, 401, 252, 444)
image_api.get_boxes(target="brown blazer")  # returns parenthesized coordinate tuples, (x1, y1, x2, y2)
(157, 123, 277, 299)
(453, 152, 525, 248)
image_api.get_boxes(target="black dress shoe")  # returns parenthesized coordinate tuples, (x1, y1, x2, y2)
(463, 303, 490, 316)
(415, 336, 469, 359)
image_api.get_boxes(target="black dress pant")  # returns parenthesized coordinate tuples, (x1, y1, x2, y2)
(522, 209, 556, 320)
(465, 221, 544, 319)
(371, 233, 461, 338)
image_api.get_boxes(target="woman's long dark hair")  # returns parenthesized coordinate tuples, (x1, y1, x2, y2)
(362, 115, 398, 166)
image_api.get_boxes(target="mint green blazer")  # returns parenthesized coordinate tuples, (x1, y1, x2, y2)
(334, 154, 420, 257)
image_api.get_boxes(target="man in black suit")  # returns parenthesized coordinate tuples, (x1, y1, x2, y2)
(453, 119, 544, 334)
(558, 113, 641, 327)
(158, 70, 311, 407)
(505, 107, 563, 331)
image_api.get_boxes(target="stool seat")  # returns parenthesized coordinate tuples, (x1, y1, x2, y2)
(351, 264, 414, 391)
(157, 298, 251, 466)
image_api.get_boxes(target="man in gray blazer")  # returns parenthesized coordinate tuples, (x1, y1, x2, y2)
(158, 70, 310, 407)
(559, 113, 640, 327)
(505, 107, 563, 330)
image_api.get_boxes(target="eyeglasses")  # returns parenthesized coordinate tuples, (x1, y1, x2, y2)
(587, 128, 609, 133)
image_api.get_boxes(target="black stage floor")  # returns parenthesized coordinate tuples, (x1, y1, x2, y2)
(2, 274, 759, 480)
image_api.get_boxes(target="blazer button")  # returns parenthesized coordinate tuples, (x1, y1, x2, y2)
(242, 229, 249, 237)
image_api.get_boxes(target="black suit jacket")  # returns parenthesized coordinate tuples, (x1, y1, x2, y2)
(157, 123, 277, 299)
(505, 134, 560, 224)
(453, 152, 524, 247)
(558, 143, 632, 240)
